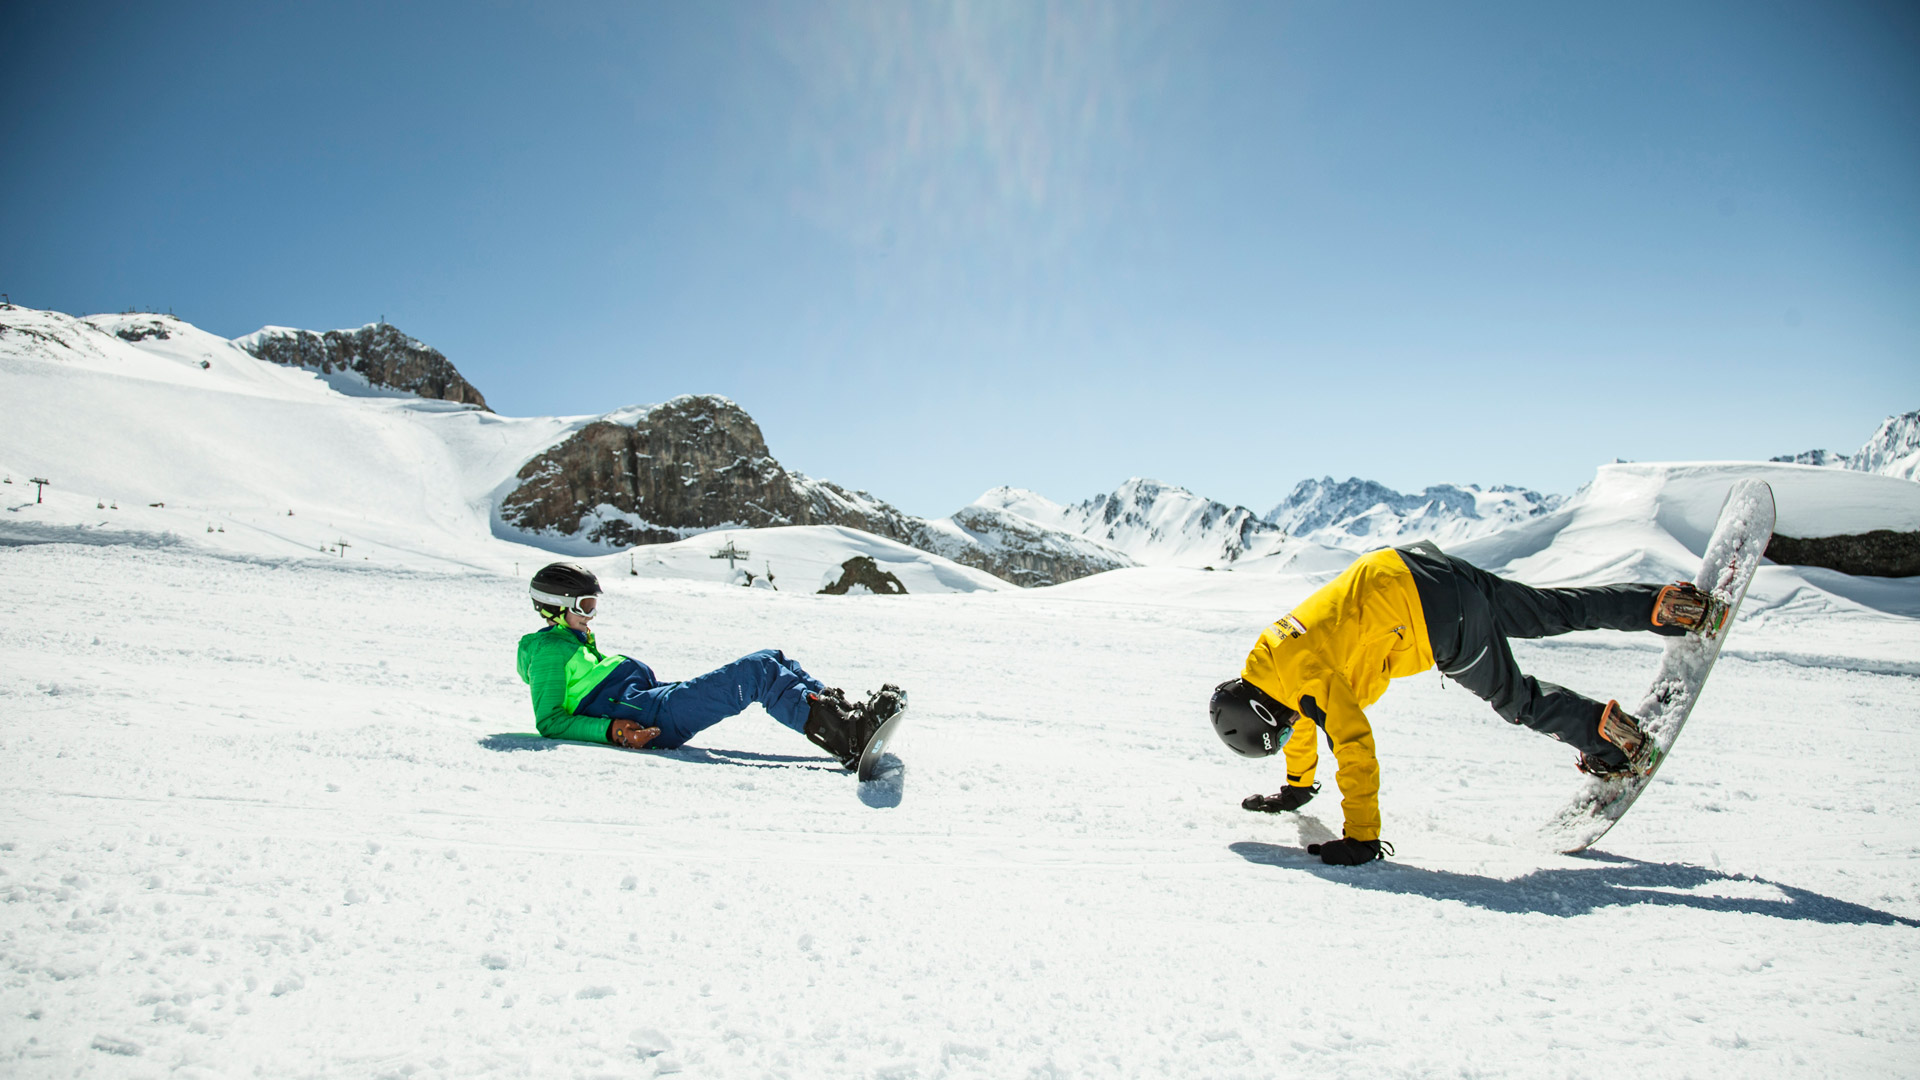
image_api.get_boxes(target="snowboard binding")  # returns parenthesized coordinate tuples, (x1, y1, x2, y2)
(1652, 581, 1729, 638)
(805, 684, 906, 771)
(1578, 700, 1661, 781)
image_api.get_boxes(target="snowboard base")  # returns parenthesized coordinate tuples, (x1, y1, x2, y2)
(857, 693, 909, 782)
(1541, 479, 1775, 854)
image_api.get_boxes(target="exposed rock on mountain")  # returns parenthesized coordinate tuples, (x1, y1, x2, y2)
(818, 555, 908, 595)
(1769, 449, 1848, 468)
(501, 395, 909, 545)
(1767, 530, 1920, 578)
(1266, 477, 1563, 551)
(500, 396, 1124, 587)
(500, 395, 1124, 587)
(97, 316, 174, 342)
(235, 323, 489, 410)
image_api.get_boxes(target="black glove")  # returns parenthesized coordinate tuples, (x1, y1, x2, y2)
(1306, 836, 1392, 866)
(1242, 784, 1319, 813)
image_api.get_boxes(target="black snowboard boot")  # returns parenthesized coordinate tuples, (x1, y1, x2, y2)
(844, 684, 906, 764)
(804, 689, 862, 769)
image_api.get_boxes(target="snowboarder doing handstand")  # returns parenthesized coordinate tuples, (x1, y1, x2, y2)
(517, 562, 898, 769)
(1210, 545, 1720, 865)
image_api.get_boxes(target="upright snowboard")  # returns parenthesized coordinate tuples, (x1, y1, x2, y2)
(856, 688, 909, 782)
(1541, 479, 1776, 854)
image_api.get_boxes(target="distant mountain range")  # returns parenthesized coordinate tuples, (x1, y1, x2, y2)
(221, 316, 1600, 579)
(13, 304, 1912, 588)
(1774, 410, 1920, 484)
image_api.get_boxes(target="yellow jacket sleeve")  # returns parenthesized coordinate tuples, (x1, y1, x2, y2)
(1282, 716, 1319, 787)
(1300, 674, 1382, 842)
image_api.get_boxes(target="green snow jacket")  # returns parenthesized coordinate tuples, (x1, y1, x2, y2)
(516, 623, 628, 743)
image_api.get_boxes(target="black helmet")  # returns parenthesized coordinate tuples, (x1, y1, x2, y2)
(530, 562, 602, 620)
(1210, 678, 1297, 758)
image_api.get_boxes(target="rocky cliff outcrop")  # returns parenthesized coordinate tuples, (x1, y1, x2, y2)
(501, 395, 913, 546)
(499, 395, 1128, 587)
(1767, 530, 1920, 578)
(236, 323, 489, 410)
(819, 556, 908, 595)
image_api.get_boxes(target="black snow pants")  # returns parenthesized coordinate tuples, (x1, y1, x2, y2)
(1395, 545, 1682, 762)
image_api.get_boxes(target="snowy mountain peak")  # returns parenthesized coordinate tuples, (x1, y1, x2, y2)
(1852, 409, 1920, 482)
(1266, 476, 1564, 551)
(1771, 407, 1920, 483)
(600, 393, 747, 429)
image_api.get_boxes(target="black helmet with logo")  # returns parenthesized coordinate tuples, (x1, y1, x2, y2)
(1209, 678, 1298, 758)
(530, 562, 602, 621)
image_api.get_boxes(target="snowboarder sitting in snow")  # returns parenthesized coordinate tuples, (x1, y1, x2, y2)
(1210, 544, 1719, 865)
(517, 562, 897, 769)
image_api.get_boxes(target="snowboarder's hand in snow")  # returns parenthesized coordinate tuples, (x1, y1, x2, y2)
(1242, 784, 1319, 813)
(607, 720, 660, 750)
(1307, 837, 1391, 865)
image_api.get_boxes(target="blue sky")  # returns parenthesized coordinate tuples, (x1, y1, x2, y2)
(5, 0, 1916, 517)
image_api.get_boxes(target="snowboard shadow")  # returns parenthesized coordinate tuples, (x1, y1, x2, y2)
(1228, 842, 1920, 928)
(857, 754, 906, 809)
(661, 747, 839, 771)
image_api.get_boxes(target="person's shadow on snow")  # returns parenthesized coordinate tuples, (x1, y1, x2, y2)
(1229, 841, 1920, 928)
(478, 734, 827, 768)
(474, 736, 903, 806)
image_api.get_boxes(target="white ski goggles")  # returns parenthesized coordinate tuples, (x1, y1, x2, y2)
(531, 587, 600, 618)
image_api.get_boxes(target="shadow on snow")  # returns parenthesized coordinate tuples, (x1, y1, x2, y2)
(1229, 841, 1919, 928)
(477, 734, 834, 770)
(857, 754, 905, 809)
(478, 734, 900, 805)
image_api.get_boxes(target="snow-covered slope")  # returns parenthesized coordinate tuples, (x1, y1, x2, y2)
(1266, 476, 1564, 551)
(0, 305, 1002, 592)
(596, 524, 1008, 595)
(3, 523, 1916, 1077)
(975, 478, 1288, 567)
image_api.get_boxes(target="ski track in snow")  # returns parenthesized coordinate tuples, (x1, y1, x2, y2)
(2, 542, 1917, 1078)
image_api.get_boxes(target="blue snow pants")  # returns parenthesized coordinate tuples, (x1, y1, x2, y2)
(575, 649, 825, 749)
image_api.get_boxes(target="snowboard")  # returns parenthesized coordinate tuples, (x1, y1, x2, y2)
(1540, 479, 1776, 855)
(857, 689, 909, 782)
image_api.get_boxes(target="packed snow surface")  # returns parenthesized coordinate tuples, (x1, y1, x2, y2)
(3, 537, 1918, 1078)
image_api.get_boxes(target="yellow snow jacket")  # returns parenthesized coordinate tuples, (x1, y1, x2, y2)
(1240, 548, 1435, 842)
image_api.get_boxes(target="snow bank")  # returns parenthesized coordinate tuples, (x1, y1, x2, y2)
(1454, 461, 1920, 585)
(607, 524, 1010, 595)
